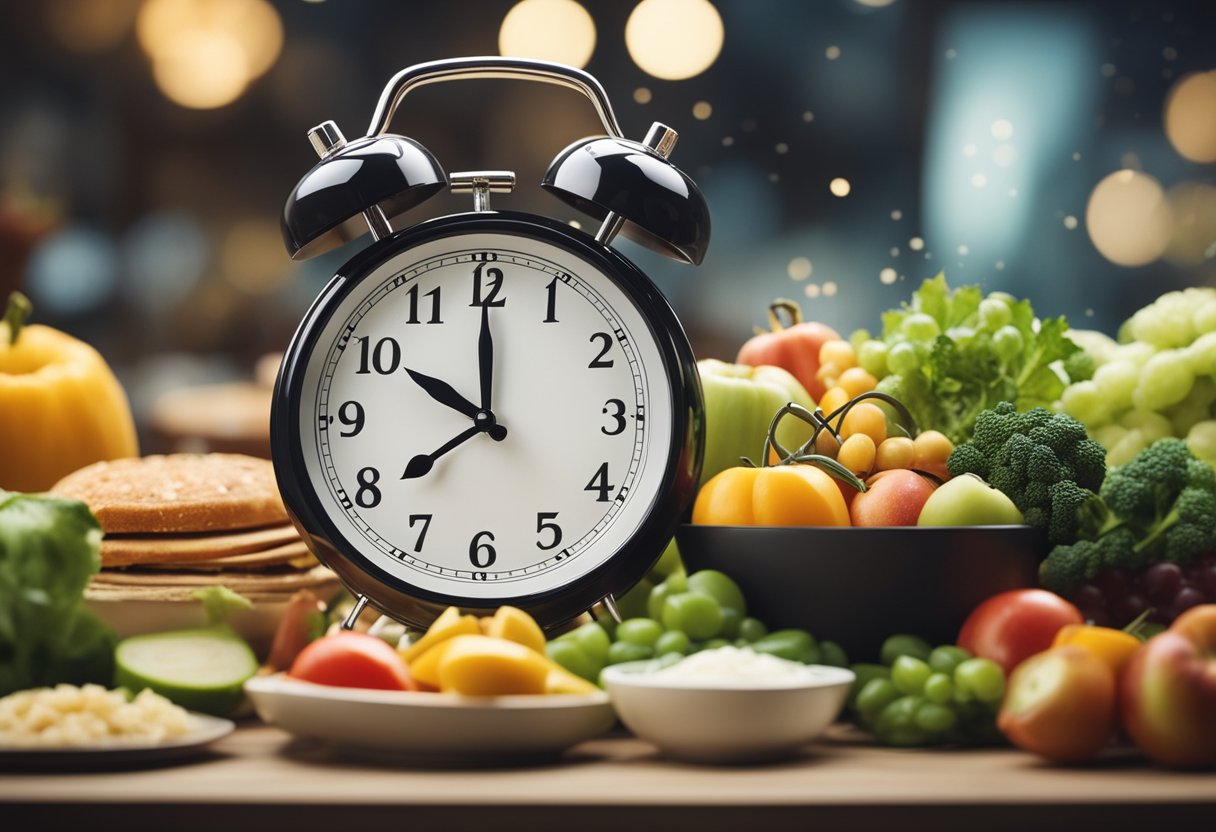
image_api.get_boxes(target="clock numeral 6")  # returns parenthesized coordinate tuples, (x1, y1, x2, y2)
(469, 530, 496, 569)
(588, 332, 614, 368)
(355, 336, 401, 375)
(584, 462, 615, 502)
(471, 263, 505, 307)
(601, 398, 626, 435)
(355, 467, 381, 508)
(337, 401, 365, 437)
(536, 512, 563, 551)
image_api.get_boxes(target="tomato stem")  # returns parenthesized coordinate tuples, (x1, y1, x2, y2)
(3, 291, 32, 347)
(766, 298, 804, 332)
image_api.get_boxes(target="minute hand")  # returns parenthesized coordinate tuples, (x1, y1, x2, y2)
(405, 368, 479, 419)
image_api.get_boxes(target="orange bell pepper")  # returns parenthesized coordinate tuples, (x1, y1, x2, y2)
(692, 463, 851, 527)
(1051, 623, 1142, 678)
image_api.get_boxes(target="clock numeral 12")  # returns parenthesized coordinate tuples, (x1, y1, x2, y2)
(584, 463, 615, 502)
(471, 263, 505, 307)
(469, 530, 496, 568)
(405, 284, 442, 324)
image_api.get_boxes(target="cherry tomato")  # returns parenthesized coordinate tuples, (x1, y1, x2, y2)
(289, 631, 415, 691)
(958, 589, 1083, 674)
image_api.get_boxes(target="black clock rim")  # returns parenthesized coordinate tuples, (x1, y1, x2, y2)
(271, 211, 704, 630)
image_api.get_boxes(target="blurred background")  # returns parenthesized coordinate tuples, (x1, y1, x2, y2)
(1, 0, 1214, 452)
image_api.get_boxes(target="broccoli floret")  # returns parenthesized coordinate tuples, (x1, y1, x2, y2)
(1040, 540, 1096, 591)
(1101, 438, 1191, 522)
(1099, 526, 1149, 572)
(1047, 481, 1100, 545)
(1163, 523, 1210, 565)
(948, 403, 1107, 541)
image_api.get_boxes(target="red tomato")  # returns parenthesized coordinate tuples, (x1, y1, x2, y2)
(958, 589, 1083, 674)
(288, 632, 415, 691)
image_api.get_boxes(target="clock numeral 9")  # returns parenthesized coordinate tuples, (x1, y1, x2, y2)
(355, 467, 381, 508)
(471, 263, 505, 307)
(469, 530, 496, 569)
(355, 336, 401, 375)
(405, 284, 442, 324)
(601, 399, 626, 435)
(337, 401, 365, 437)
(588, 332, 614, 368)
(584, 462, 615, 502)
(536, 512, 563, 550)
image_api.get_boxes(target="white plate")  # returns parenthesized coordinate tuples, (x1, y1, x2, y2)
(245, 674, 615, 764)
(0, 713, 234, 770)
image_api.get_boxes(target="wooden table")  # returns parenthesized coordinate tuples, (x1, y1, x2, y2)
(2, 723, 1214, 831)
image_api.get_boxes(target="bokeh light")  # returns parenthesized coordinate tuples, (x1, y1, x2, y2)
(26, 227, 118, 315)
(692, 101, 713, 120)
(625, 0, 724, 81)
(787, 257, 812, 280)
(1164, 182, 1216, 266)
(121, 212, 209, 312)
(830, 177, 851, 197)
(1085, 169, 1172, 267)
(46, 0, 141, 53)
(220, 219, 291, 295)
(1164, 70, 1216, 163)
(498, 0, 596, 69)
(151, 29, 249, 109)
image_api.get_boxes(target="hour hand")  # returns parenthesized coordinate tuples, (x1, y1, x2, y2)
(405, 368, 479, 419)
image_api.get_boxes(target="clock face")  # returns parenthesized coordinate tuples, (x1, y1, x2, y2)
(287, 218, 688, 611)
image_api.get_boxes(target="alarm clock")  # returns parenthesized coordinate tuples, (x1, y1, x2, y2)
(271, 57, 709, 630)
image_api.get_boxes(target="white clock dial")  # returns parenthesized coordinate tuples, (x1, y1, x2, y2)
(299, 230, 675, 600)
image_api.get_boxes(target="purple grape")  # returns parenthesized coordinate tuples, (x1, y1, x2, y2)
(1094, 568, 1132, 600)
(1070, 583, 1106, 610)
(1143, 562, 1184, 606)
(1110, 593, 1147, 626)
(1191, 564, 1216, 601)
(1172, 586, 1206, 616)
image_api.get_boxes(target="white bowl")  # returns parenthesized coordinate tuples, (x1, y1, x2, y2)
(602, 661, 854, 764)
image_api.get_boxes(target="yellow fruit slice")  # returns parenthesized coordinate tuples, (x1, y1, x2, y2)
(484, 606, 546, 653)
(436, 635, 549, 696)
(399, 606, 480, 663)
(544, 664, 600, 695)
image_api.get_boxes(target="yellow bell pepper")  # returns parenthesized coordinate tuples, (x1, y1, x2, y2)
(692, 463, 852, 527)
(1051, 622, 1142, 678)
(0, 292, 138, 492)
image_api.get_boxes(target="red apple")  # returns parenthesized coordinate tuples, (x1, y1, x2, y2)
(998, 645, 1118, 762)
(957, 589, 1084, 675)
(849, 469, 937, 527)
(1121, 604, 1216, 768)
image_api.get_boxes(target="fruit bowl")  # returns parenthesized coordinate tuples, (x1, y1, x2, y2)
(676, 524, 1047, 662)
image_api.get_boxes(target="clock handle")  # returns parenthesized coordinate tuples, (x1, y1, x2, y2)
(365, 56, 624, 140)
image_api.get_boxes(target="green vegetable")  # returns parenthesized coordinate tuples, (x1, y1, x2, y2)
(192, 586, 252, 625)
(114, 628, 257, 716)
(1040, 438, 1216, 592)
(851, 274, 1081, 444)
(946, 401, 1107, 543)
(878, 633, 932, 665)
(0, 490, 116, 696)
(660, 591, 724, 640)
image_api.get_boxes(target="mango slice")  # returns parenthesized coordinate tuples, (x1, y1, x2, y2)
(484, 606, 547, 653)
(435, 635, 550, 696)
(399, 606, 480, 663)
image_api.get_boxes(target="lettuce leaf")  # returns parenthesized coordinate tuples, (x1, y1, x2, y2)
(0, 490, 115, 695)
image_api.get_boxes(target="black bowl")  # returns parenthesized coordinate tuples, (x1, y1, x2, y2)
(676, 524, 1047, 663)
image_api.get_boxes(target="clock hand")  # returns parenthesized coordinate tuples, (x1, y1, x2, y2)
(478, 303, 493, 412)
(402, 424, 481, 479)
(405, 368, 479, 419)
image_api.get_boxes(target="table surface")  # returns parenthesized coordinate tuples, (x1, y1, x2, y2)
(2, 723, 1214, 832)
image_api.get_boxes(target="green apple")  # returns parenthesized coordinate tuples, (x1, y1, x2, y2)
(698, 359, 815, 484)
(917, 473, 1024, 526)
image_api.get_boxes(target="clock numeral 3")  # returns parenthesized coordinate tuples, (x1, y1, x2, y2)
(471, 263, 505, 307)
(337, 401, 365, 437)
(469, 530, 497, 568)
(536, 512, 563, 551)
(584, 462, 615, 502)
(588, 332, 614, 368)
(355, 467, 381, 508)
(355, 336, 401, 375)
(601, 399, 626, 435)
(405, 284, 442, 324)
(409, 514, 432, 551)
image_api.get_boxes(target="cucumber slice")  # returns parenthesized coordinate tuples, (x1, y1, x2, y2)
(114, 628, 257, 716)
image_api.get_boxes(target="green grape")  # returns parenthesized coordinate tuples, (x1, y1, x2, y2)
(1107, 428, 1150, 467)
(1128, 291, 1198, 349)
(923, 672, 954, 704)
(1060, 381, 1107, 428)
(979, 297, 1013, 331)
(1133, 349, 1195, 411)
(1187, 331, 1216, 376)
(646, 581, 675, 621)
(915, 702, 958, 734)
(615, 577, 654, 621)
(875, 696, 930, 746)
(568, 622, 611, 666)
(818, 641, 849, 668)
(615, 618, 663, 648)
(857, 339, 889, 377)
(855, 677, 900, 718)
(954, 658, 1006, 704)
(991, 325, 1023, 363)
(1186, 420, 1216, 465)
(607, 640, 654, 665)
(701, 638, 731, 651)
(891, 656, 932, 695)
(717, 607, 743, 639)
(654, 629, 691, 656)
(1193, 301, 1216, 336)
(1093, 423, 1128, 454)
(847, 664, 891, 709)
(1113, 341, 1157, 367)
(1093, 360, 1140, 409)
(546, 639, 601, 681)
(885, 341, 920, 375)
(750, 629, 815, 663)
(660, 591, 723, 640)
(737, 616, 768, 643)
(927, 645, 972, 675)
(649, 537, 684, 579)
(879, 634, 932, 666)
(901, 313, 941, 342)
(687, 569, 747, 615)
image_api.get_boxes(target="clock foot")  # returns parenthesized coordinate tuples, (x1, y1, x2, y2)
(590, 593, 623, 625)
(342, 595, 370, 630)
